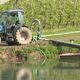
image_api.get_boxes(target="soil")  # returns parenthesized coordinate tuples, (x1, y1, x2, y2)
(0, 40, 48, 63)
(0, 46, 45, 63)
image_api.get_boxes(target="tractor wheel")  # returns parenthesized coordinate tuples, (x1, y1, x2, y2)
(15, 27, 32, 45)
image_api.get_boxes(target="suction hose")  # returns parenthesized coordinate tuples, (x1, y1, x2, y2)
(31, 19, 41, 41)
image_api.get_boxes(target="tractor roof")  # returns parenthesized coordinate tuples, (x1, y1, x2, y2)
(2, 9, 23, 14)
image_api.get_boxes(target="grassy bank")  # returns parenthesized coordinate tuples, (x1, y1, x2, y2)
(0, 42, 79, 63)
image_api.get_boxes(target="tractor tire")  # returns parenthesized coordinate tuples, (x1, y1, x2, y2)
(14, 27, 32, 45)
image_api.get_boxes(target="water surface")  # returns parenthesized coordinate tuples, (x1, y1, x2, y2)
(0, 59, 80, 80)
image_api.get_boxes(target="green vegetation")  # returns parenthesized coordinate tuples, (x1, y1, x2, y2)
(46, 33, 80, 42)
(43, 27, 80, 35)
(1, 0, 80, 30)
(0, 43, 79, 63)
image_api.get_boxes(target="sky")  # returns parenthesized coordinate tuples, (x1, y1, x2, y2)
(0, 0, 10, 5)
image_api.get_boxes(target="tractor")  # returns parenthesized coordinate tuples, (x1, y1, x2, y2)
(0, 9, 32, 45)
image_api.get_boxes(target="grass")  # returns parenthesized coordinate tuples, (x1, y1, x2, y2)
(0, 43, 79, 63)
(46, 33, 80, 42)
(41, 26, 80, 43)
(32, 26, 80, 37)
(42, 26, 80, 35)
(32, 26, 80, 43)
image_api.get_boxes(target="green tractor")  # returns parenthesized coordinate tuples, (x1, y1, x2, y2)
(0, 9, 32, 45)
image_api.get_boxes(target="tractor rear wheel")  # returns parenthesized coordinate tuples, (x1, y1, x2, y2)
(14, 27, 32, 45)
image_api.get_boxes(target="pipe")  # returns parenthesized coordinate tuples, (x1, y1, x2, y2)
(49, 39, 80, 49)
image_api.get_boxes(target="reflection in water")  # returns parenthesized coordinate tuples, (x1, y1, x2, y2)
(16, 68, 32, 80)
(1, 60, 80, 80)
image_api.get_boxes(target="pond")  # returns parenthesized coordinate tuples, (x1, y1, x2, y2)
(0, 59, 80, 80)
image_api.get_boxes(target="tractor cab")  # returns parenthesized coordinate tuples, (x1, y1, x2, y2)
(0, 9, 24, 26)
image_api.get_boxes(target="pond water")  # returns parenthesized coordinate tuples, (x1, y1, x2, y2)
(0, 59, 80, 80)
